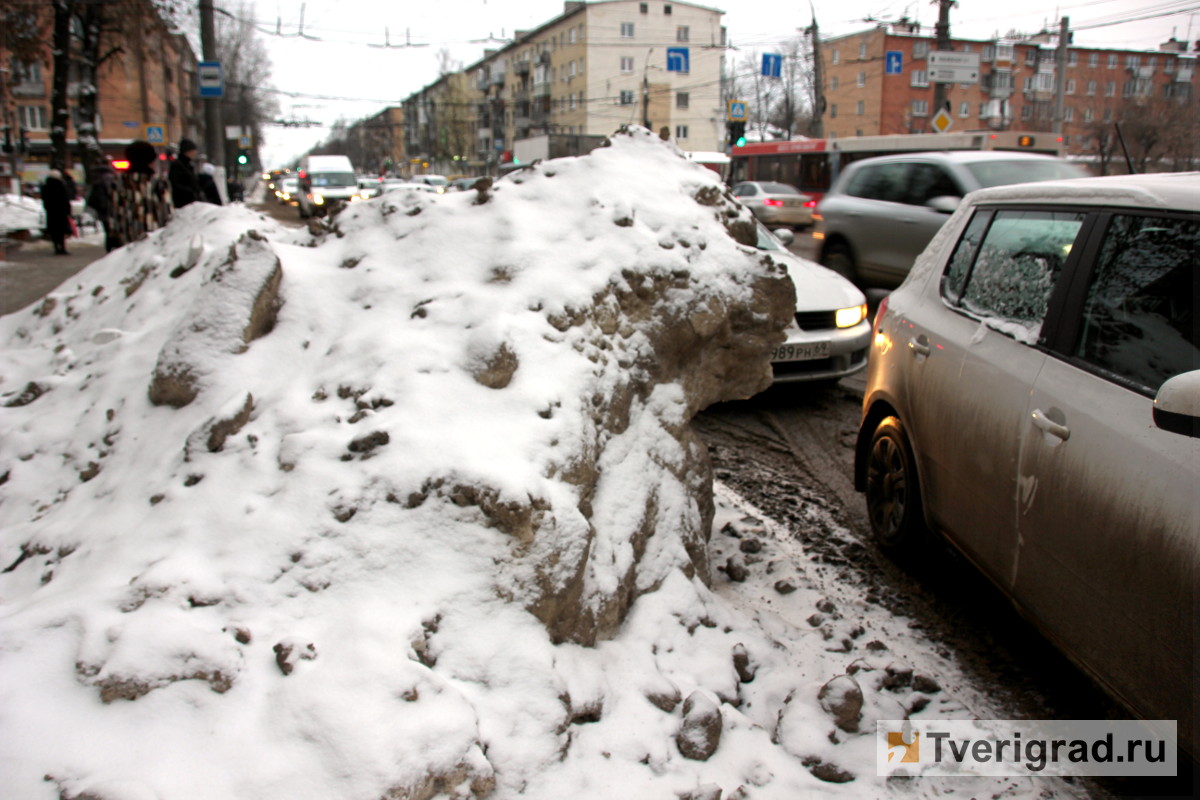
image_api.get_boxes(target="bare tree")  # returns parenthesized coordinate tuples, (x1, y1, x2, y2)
(766, 36, 815, 138)
(215, 1, 278, 166)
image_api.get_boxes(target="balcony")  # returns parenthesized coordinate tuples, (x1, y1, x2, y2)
(11, 80, 45, 98)
(514, 60, 531, 76)
(491, 70, 506, 87)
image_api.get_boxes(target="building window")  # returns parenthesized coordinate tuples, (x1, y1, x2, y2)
(568, 61, 576, 77)
(620, 90, 634, 105)
(676, 91, 689, 109)
(913, 41, 929, 59)
(1089, 52, 1099, 67)
(1024, 48, 1037, 65)
(830, 103, 838, 118)
(675, 124, 688, 139)
(1126, 54, 1140, 69)
(959, 101, 971, 117)
(1021, 104, 1033, 120)
(621, 22, 634, 37)
(676, 25, 689, 42)
(1105, 80, 1115, 96)
(997, 43, 1014, 62)
(982, 45, 995, 62)
(639, 2, 647, 12)
(1066, 79, 1075, 94)
(569, 93, 576, 110)
(569, 29, 576, 44)
(1164, 58, 1175, 73)
(911, 70, 928, 87)
(832, 49, 840, 65)
(1103, 108, 1113, 122)
(859, 40, 868, 59)
(664, 3, 672, 13)
(1084, 106, 1094, 122)
(856, 100, 865, 115)
(857, 71, 866, 87)
(912, 99, 928, 116)
(1107, 53, 1117, 68)
(18, 105, 47, 130)
(1064, 106, 1074, 122)
(1086, 79, 1096, 95)
(620, 56, 634, 73)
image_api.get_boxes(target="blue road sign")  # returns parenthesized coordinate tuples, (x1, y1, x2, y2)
(198, 61, 223, 98)
(886, 51, 903, 75)
(144, 125, 166, 145)
(728, 101, 748, 121)
(762, 53, 783, 78)
(667, 47, 690, 73)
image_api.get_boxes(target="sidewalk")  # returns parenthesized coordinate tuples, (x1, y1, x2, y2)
(1, 232, 107, 316)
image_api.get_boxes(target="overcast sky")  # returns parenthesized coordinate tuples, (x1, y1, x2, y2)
(242, 0, 1199, 167)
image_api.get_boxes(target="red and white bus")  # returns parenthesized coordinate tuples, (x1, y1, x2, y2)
(729, 131, 1065, 204)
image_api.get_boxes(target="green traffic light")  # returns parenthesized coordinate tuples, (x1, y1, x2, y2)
(735, 136, 747, 147)
(237, 153, 249, 165)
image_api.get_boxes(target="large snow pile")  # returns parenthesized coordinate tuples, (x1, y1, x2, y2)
(1, 193, 45, 234)
(0, 130, 1075, 800)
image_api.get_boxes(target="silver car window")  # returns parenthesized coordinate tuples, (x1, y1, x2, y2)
(844, 162, 910, 203)
(1074, 214, 1199, 395)
(955, 210, 1085, 342)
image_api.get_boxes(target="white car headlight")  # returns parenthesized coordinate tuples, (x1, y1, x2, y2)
(836, 303, 868, 329)
(312, 195, 324, 205)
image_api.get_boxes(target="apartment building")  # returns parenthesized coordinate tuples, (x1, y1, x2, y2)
(1, 5, 202, 191)
(461, 0, 726, 172)
(402, 72, 474, 174)
(822, 22, 1198, 161)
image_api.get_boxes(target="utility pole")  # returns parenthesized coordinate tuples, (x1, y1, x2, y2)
(1053, 16, 1069, 136)
(931, 0, 955, 120)
(199, 0, 224, 166)
(642, 48, 654, 130)
(808, 4, 825, 138)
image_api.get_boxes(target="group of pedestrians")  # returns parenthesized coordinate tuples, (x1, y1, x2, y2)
(49, 137, 234, 254)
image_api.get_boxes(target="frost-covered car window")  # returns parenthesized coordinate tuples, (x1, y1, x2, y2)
(940, 211, 993, 303)
(955, 210, 1085, 342)
(1074, 214, 1199, 395)
(963, 159, 1088, 189)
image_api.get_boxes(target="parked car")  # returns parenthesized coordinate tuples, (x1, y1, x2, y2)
(732, 181, 815, 229)
(356, 176, 382, 199)
(449, 177, 482, 192)
(854, 172, 1199, 758)
(754, 223, 870, 383)
(815, 151, 1087, 287)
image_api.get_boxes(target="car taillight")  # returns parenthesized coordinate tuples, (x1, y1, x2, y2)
(112, 160, 131, 171)
(804, 200, 817, 208)
(763, 198, 784, 207)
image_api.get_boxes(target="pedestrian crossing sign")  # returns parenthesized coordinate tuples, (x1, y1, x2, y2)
(144, 125, 166, 144)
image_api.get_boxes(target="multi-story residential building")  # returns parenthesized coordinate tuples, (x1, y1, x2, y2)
(402, 71, 475, 176)
(460, 0, 726, 173)
(337, 106, 407, 177)
(1, 4, 202, 191)
(821, 22, 1198, 162)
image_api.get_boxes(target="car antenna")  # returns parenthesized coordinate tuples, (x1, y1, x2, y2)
(1114, 122, 1136, 174)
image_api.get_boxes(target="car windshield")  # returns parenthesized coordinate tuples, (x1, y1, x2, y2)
(758, 182, 802, 195)
(310, 174, 356, 188)
(964, 159, 1088, 189)
(754, 224, 784, 251)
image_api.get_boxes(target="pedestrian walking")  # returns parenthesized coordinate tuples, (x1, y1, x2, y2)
(86, 160, 120, 251)
(41, 169, 72, 255)
(198, 159, 223, 205)
(168, 138, 202, 209)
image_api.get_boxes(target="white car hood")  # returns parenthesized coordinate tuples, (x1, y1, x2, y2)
(770, 250, 866, 313)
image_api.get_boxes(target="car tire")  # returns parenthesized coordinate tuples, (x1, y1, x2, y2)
(821, 242, 859, 284)
(865, 416, 927, 553)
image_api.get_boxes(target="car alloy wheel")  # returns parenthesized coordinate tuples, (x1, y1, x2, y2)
(865, 416, 924, 551)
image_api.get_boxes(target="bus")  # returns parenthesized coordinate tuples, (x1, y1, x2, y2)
(729, 131, 1065, 203)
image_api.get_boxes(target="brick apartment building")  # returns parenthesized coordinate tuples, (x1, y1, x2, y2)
(822, 21, 1198, 161)
(1, 5, 203, 192)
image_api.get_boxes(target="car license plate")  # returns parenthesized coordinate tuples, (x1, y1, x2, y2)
(772, 341, 829, 361)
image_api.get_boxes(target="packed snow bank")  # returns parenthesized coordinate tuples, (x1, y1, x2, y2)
(1, 129, 799, 799)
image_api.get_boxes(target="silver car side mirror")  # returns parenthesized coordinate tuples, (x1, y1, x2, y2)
(1153, 371, 1200, 438)
(926, 196, 961, 215)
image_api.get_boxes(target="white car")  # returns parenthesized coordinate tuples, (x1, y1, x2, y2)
(755, 223, 870, 383)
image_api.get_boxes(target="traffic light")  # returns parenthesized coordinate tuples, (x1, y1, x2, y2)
(237, 149, 249, 165)
(2, 126, 11, 154)
(730, 121, 747, 148)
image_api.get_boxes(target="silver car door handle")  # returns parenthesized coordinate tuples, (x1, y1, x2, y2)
(1031, 409, 1070, 441)
(908, 337, 931, 357)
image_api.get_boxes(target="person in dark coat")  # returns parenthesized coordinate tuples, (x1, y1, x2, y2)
(41, 169, 72, 255)
(87, 161, 120, 251)
(197, 158, 223, 205)
(168, 138, 202, 209)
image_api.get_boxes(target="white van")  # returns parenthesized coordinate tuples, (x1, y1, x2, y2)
(297, 155, 362, 218)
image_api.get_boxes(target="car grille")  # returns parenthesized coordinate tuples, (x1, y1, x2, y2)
(794, 311, 837, 331)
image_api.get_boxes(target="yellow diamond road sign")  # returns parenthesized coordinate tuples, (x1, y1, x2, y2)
(932, 108, 954, 133)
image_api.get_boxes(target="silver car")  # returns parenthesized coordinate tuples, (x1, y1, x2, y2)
(855, 173, 1199, 758)
(755, 224, 870, 384)
(732, 181, 815, 229)
(815, 151, 1087, 287)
